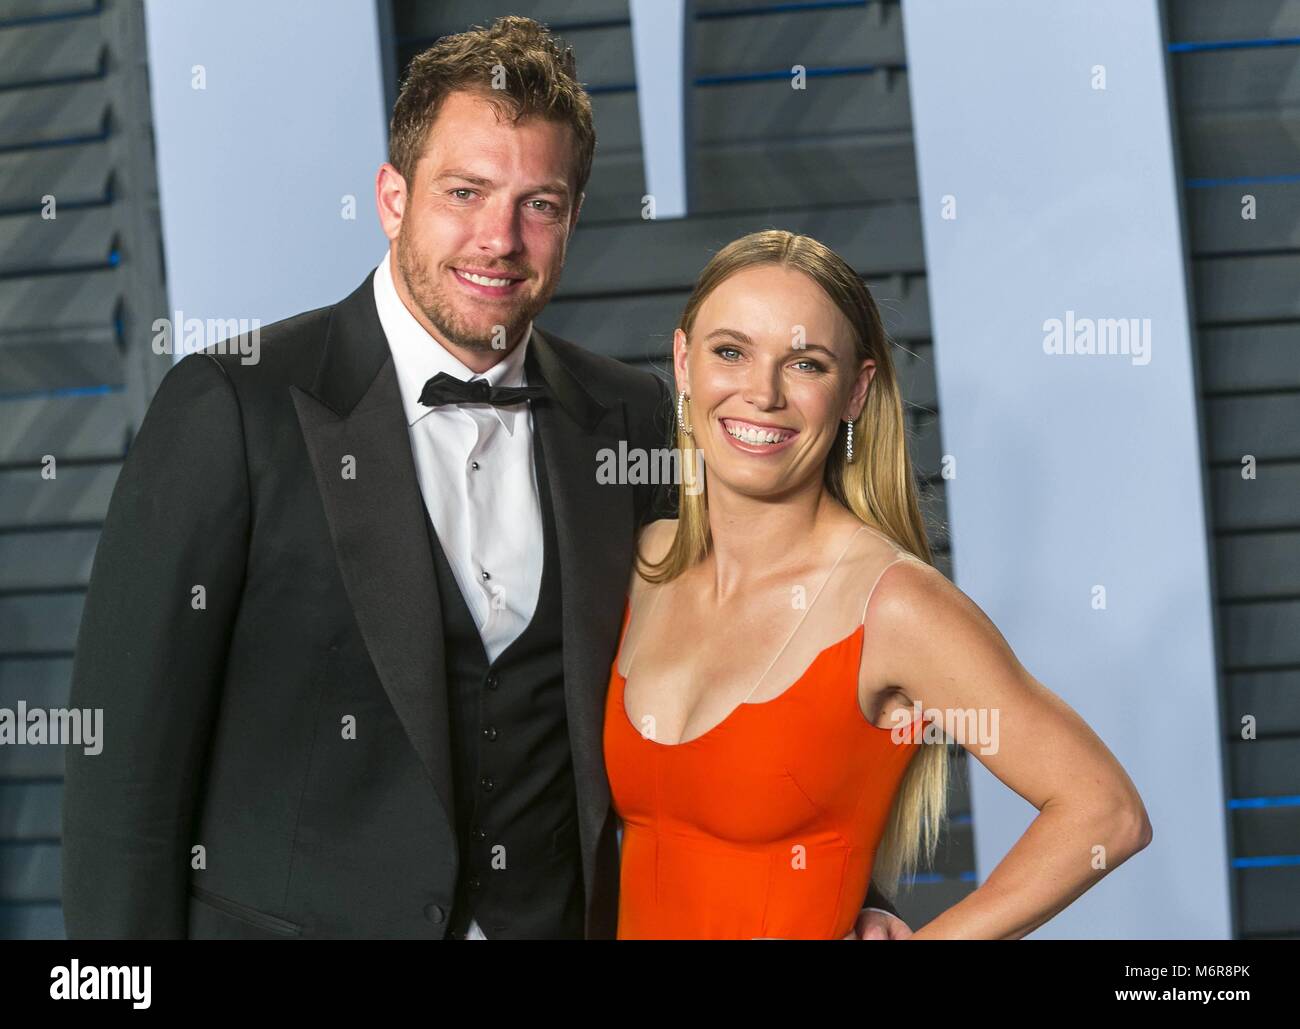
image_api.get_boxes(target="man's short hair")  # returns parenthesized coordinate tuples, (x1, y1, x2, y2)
(389, 14, 596, 202)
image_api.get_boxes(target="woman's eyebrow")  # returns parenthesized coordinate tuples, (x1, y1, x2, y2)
(705, 327, 835, 356)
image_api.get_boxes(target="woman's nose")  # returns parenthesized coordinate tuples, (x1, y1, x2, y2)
(743, 363, 784, 409)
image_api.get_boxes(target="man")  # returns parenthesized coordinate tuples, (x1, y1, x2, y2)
(62, 15, 908, 939)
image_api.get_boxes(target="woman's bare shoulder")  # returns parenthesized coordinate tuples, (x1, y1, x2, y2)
(864, 547, 953, 611)
(863, 550, 1006, 664)
(636, 517, 679, 565)
(628, 518, 679, 600)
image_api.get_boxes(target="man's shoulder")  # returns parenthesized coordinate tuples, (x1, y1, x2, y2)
(196, 300, 335, 385)
(534, 326, 668, 415)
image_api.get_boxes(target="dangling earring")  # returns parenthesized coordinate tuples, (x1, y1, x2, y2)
(844, 419, 855, 463)
(677, 389, 694, 436)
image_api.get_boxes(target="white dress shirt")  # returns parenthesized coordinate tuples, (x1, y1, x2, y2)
(373, 249, 545, 940)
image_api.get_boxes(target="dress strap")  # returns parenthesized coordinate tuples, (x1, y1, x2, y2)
(618, 577, 668, 680)
(737, 525, 868, 705)
(858, 554, 912, 625)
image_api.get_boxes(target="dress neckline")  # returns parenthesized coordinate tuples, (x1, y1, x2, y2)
(613, 605, 918, 748)
(615, 620, 864, 748)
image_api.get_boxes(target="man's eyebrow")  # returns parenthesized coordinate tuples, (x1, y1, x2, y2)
(704, 328, 835, 356)
(434, 169, 571, 198)
(531, 180, 572, 199)
(435, 169, 493, 186)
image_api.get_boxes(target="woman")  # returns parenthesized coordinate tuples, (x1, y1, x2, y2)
(603, 230, 1152, 940)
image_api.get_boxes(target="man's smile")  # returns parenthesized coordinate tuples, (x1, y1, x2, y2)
(452, 266, 526, 298)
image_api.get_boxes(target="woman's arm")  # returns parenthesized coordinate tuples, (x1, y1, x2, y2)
(865, 560, 1153, 940)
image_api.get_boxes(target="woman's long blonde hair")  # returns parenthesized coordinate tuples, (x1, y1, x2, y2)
(637, 229, 949, 897)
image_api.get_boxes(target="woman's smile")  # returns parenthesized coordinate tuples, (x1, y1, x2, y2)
(716, 416, 801, 456)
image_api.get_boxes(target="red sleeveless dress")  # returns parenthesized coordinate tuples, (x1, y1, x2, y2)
(604, 556, 924, 939)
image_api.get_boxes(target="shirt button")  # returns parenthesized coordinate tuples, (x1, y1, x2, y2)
(470, 460, 479, 470)
(485, 673, 499, 690)
(481, 569, 491, 580)
(482, 725, 498, 741)
(472, 826, 487, 841)
(480, 776, 495, 792)
(468, 876, 482, 891)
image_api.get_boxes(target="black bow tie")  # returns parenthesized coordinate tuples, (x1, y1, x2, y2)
(418, 371, 546, 409)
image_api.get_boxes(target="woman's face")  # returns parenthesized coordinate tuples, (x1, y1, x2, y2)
(673, 263, 876, 501)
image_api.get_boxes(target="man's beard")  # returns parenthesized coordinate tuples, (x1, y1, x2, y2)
(394, 233, 554, 354)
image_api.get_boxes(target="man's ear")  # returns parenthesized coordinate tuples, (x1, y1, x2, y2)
(376, 162, 408, 242)
(568, 190, 584, 240)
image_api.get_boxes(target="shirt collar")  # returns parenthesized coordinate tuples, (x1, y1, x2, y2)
(373, 248, 533, 435)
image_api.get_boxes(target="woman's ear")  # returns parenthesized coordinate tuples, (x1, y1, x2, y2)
(672, 328, 690, 395)
(847, 357, 877, 420)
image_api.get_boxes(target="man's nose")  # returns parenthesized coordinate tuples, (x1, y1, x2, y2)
(474, 197, 523, 258)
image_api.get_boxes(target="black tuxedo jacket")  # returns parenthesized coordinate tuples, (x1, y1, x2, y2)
(61, 270, 898, 938)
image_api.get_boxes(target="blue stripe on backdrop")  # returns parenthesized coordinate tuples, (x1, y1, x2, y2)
(906, 871, 980, 885)
(697, 64, 891, 85)
(1169, 37, 1300, 54)
(698, 0, 873, 18)
(0, 64, 106, 92)
(0, 0, 101, 32)
(1186, 173, 1300, 188)
(1234, 855, 1300, 868)
(0, 128, 108, 154)
(588, 62, 903, 95)
(0, 385, 122, 402)
(1230, 795, 1300, 810)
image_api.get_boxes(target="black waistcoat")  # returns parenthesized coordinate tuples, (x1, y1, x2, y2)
(423, 417, 584, 940)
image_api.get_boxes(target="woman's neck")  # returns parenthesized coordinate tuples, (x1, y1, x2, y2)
(703, 483, 846, 603)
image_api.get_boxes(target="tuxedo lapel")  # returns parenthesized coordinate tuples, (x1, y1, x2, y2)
(526, 329, 635, 896)
(290, 272, 456, 829)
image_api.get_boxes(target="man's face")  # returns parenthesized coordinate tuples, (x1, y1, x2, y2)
(379, 89, 581, 356)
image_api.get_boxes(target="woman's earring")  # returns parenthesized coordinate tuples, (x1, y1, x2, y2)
(677, 389, 694, 436)
(844, 419, 855, 463)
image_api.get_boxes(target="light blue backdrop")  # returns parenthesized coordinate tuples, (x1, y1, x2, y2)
(902, 0, 1230, 937)
(143, 0, 389, 357)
